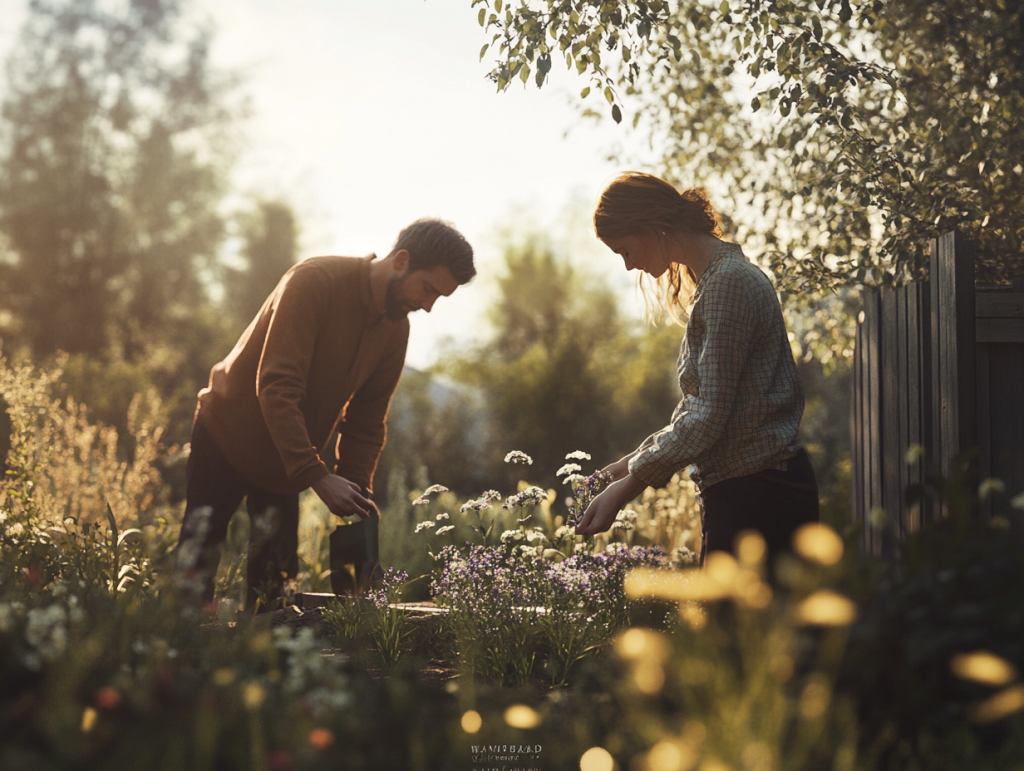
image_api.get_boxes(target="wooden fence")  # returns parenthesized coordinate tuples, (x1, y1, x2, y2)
(851, 230, 1024, 554)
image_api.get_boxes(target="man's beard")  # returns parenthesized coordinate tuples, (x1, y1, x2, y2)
(384, 274, 408, 320)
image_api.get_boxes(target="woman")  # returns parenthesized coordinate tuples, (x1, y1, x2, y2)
(575, 172, 819, 567)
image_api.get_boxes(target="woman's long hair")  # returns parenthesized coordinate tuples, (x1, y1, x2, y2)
(594, 171, 723, 323)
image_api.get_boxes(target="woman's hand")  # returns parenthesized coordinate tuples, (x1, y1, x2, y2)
(602, 454, 632, 483)
(575, 474, 646, 535)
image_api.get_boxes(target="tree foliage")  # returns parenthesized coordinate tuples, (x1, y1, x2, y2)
(224, 199, 300, 335)
(0, 0, 242, 360)
(473, 0, 1024, 289)
(441, 236, 682, 491)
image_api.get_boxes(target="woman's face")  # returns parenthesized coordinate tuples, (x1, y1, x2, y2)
(602, 232, 669, 278)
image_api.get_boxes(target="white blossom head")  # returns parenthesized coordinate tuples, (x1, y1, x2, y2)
(504, 450, 534, 465)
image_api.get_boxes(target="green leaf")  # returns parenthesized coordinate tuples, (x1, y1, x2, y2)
(751, 96, 761, 112)
(106, 502, 119, 544)
(604, 86, 614, 104)
(720, 0, 730, 13)
(580, 86, 591, 98)
(520, 63, 531, 83)
(495, 0, 502, 11)
(479, 43, 489, 62)
(478, 7, 485, 26)
(612, 104, 622, 123)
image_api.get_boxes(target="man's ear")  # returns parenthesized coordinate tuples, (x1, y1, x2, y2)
(392, 249, 410, 274)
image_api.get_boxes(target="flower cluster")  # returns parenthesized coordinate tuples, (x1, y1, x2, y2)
(505, 486, 547, 509)
(431, 541, 670, 666)
(367, 566, 408, 610)
(565, 469, 612, 528)
(504, 450, 533, 465)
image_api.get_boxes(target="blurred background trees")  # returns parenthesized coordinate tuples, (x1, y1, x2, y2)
(0, 0, 856, 525)
(0, 0, 299, 465)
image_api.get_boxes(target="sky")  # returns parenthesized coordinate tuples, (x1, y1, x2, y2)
(0, 0, 657, 367)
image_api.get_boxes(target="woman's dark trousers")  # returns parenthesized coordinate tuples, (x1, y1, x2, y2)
(699, 447, 820, 573)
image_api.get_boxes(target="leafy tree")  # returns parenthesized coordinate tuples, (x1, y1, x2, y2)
(471, 0, 1023, 289)
(442, 236, 682, 491)
(224, 199, 300, 335)
(0, 0, 241, 360)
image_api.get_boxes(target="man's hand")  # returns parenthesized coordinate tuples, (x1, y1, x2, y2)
(575, 474, 646, 535)
(312, 474, 377, 520)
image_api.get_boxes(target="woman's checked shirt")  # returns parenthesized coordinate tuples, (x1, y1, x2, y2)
(627, 243, 804, 493)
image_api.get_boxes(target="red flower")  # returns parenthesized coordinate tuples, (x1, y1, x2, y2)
(94, 687, 122, 710)
(309, 728, 335, 751)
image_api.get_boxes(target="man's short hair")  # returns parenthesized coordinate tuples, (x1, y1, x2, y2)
(391, 218, 476, 285)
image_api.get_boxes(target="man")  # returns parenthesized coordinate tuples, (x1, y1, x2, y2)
(175, 218, 475, 610)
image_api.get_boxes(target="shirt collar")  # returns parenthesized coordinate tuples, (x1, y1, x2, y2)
(359, 253, 377, 312)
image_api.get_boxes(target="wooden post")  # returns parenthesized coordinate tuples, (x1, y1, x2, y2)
(935, 231, 977, 477)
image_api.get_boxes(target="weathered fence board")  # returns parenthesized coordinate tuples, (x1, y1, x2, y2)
(851, 230, 1024, 550)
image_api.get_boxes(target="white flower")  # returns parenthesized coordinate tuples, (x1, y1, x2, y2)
(507, 486, 547, 508)
(412, 496, 430, 506)
(520, 545, 538, 558)
(481, 489, 502, 501)
(424, 484, 449, 495)
(504, 450, 533, 465)
(562, 474, 585, 486)
(415, 521, 436, 533)
(554, 525, 573, 540)
(436, 525, 455, 536)
(565, 450, 592, 461)
(526, 530, 545, 542)
(435, 512, 449, 521)
(500, 529, 524, 543)
(556, 463, 582, 477)
(617, 509, 638, 522)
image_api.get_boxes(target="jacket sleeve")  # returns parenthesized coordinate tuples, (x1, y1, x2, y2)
(629, 269, 755, 489)
(334, 331, 409, 493)
(255, 262, 333, 490)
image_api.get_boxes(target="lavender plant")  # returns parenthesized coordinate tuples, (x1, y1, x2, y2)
(367, 567, 410, 669)
(412, 450, 680, 685)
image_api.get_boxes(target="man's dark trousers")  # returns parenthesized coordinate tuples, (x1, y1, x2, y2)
(176, 417, 299, 611)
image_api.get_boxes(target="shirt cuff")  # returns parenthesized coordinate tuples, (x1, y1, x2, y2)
(628, 447, 677, 490)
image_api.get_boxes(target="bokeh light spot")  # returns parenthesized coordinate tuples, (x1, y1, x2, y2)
(580, 746, 615, 771)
